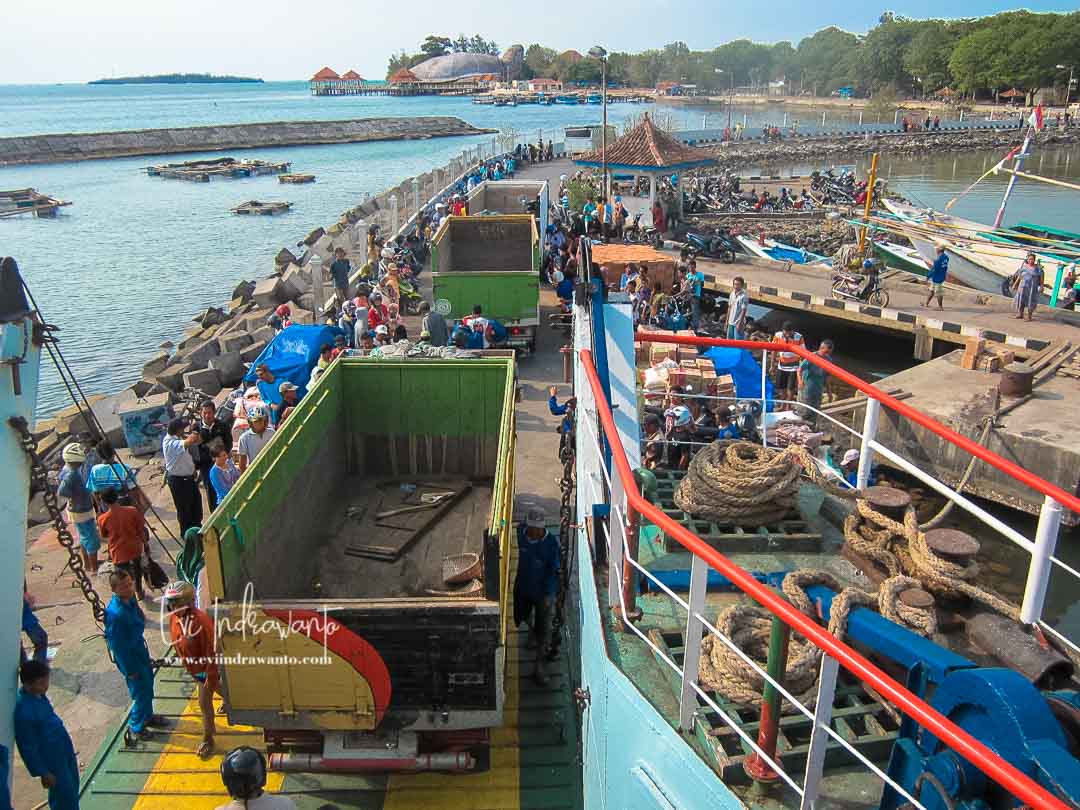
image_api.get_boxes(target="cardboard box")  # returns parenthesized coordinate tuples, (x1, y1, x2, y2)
(650, 344, 676, 365)
(696, 359, 713, 370)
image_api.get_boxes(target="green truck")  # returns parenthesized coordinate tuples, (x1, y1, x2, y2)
(203, 354, 517, 771)
(431, 214, 540, 354)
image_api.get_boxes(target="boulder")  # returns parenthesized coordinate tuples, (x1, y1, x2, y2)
(129, 379, 154, 397)
(145, 381, 177, 401)
(32, 418, 56, 441)
(232, 279, 257, 302)
(289, 261, 313, 287)
(296, 293, 316, 313)
(173, 337, 221, 369)
(51, 395, 106, 437)
(251, 276, 286, 309)
(156, 362, 194, 392)
(218, 332, 253, 354)
(178, 326, 211, 351)
(227, 297, 252, 315)
(247, 326, 276, 347)
(239, 341, 268, 363)
(290, 308, 316, 326)
(209, 352, 245, 387)
(302, 227, 325, 247)
(142, 351, 171, 377)
(183, 367, 222, 397)
(27, 491, 53, 527)
(89, 390, 134, 448)
(273, 248, 297, 268)
(195, 306, 228, 329)
(236, 307, 274, 334)
(280, 264, 309, 301)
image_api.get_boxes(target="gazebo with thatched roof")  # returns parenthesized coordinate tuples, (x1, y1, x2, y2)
(573, 112, 716, 214)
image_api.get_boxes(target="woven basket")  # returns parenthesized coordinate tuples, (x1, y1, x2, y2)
(442, 553, 482, 585)
(425, 579, 483, 598)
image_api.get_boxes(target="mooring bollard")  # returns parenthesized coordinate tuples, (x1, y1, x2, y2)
(744, 615, 791, 788)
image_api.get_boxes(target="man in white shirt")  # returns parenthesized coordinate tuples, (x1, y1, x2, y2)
(162, 418, 202, 535)
(726, 276, 749, 340)
(236, 407, 275, 474)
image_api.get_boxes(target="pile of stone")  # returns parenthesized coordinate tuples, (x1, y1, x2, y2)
(691, 214, 856, 256)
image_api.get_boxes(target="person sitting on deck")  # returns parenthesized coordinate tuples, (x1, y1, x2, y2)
(513, 509, 560, 685)
(216, 746, 297, 810)
(164, 581, 221, 760)
(14, 661, 79, 810)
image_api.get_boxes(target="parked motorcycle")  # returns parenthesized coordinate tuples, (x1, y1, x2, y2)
(830, 264, 889, 308)
(623, 213, 662, 248)
(685, 229, 738, 263)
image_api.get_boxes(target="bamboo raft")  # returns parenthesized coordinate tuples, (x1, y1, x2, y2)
(146, 157, 291, 182)
(279, 173, 315, 184)
(231, 200, 292, 215)
(0, 188, 72, 218)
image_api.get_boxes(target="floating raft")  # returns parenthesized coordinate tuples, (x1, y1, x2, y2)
(231, 200, 292, 215)
(0, 188, 71, 218)
(146, 156, 290, 182)
(278, 173, 315, 184)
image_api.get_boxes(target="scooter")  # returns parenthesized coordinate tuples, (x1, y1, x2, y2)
(830, 267, 889, 308)
(685, 229, 738, 263)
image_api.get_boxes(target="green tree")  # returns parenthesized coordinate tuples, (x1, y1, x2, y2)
(419, 35, 452, 59)
(796, 27, 859, 95)
(858, 14, 920, 93)
(904, 24, 955, 92)
(452, 35, 469, 53)
(525, 44, 557, 77)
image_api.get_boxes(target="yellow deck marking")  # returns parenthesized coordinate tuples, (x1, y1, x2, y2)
(383, 647, 522, 810)
(132, 692, 286, 809)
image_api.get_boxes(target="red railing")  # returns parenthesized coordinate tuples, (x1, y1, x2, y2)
(579, 339, 1071, 810)
(636, 332, 1080, 514)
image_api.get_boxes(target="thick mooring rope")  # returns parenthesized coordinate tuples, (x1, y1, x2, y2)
(674, 440, 853, 526)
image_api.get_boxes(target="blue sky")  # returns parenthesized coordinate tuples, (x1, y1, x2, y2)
(2, 0, 1074, 83)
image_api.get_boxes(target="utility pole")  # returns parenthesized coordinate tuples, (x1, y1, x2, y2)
(589, 46, 610, 202)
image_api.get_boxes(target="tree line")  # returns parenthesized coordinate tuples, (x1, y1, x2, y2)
(387, 34, 500, 76)
(389, 11, 1080, 100)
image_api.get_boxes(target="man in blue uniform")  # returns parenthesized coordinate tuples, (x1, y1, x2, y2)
(13, 661, 79, 809)
(513, 509, 560, 685)
(105, 569, 167, 741)
(925, 246, 949, 310)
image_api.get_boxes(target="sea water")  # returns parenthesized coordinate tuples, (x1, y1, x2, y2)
(0, 82, 1076, 413)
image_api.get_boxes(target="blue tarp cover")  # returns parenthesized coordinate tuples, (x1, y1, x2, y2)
(701, 346, 774, 406)
(242, 324, 344, 396)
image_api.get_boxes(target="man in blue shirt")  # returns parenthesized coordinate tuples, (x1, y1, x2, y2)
(14, 661, 79, 810)
(105, 569, 167, 740)
(329, 247, 351, 309)
(686, 260, 706, 329)
(255, 364, 284, 426)
(513, 509, 560, 684)
(925, 246, 948, 310)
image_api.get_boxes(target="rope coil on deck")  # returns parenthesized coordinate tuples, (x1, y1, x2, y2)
(673, 440, 853, 526)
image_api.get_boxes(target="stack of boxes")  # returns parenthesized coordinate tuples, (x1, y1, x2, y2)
(961, 337, 1015, 372)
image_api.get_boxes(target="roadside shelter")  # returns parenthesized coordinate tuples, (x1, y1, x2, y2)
(572, 113, 716, 217)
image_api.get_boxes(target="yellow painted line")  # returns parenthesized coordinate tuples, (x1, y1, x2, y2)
(383, 647, 521, 810)
(132, 692, 285, 810)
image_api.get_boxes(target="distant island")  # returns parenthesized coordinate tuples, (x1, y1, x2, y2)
(89, 74, 263, 85)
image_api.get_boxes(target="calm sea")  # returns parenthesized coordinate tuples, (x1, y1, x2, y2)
(0, 81, 1076, 414)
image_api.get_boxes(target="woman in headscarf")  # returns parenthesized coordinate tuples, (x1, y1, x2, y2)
(1013, 253, 1044, 321)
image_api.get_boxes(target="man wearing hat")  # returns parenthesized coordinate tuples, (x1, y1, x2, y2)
(840, 448, 861, 488)
(237, 406, 275, 474)
(277, 382, 300, 425)
(513, 509, 560, 684)
(56, 442, 101, 573)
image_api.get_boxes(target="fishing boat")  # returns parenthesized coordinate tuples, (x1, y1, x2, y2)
(586, 93, 602, 105)
(231, 200, 292, 215)
(555, 94, 580, 105)
(872, 238, 932, 277)
(0, 188, 72, 218)
(737, 234, 831, 266)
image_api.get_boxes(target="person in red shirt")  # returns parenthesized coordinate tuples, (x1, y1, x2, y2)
(97, 489, 149, 599)
(165, 581, 221, 759)
(367, 292, 389, 330)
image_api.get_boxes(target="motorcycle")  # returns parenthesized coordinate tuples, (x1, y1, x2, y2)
(685, 229, 738, 263)
(623, 213, 662, 248)
(830, 267, 889, 308)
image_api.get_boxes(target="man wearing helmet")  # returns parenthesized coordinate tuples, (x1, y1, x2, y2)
(217, 746, 296, 809)
(237, 407, 275, 474)
(165, 580, 221, 759)
(664, 405, 695, 470)
(513, 510, 560, 685)
(57, 441, 101, 573)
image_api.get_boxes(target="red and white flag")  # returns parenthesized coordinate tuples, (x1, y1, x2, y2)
(1028, 104, 1044, 131)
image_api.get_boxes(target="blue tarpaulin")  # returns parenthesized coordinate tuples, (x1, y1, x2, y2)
(701, 346, 774, 407)
(242, 324, 345, 397)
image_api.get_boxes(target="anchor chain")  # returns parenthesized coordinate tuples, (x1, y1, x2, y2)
(10, 416, 106, 625)
(548, 417, 576, 661)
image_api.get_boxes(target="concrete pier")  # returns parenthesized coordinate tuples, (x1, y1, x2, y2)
(0, 117, 496, 166)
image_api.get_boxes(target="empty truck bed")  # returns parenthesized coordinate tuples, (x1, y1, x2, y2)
(314, 476, 492, 599)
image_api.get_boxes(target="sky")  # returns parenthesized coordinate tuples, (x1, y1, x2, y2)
(2, 0, 1075, 84)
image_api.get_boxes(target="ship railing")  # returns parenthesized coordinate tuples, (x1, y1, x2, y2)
(576, 333, 1076, 810)
(636, 331, 1080, 648)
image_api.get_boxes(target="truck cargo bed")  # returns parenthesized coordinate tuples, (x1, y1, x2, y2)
(315, 476, 492, 599)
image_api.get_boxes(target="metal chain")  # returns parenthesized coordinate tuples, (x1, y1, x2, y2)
(10, 416, 106, 626)
(548, 421, 576, 660)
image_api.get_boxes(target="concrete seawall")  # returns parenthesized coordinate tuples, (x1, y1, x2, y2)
(0, 117, 497, 166)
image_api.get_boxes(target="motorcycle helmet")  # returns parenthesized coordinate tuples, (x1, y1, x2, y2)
(220, 746, 267, 800)
(664, 406, 692, 428)
(862, 258, 874, 270)
(247, 405, 268, 423)
(163, 580, 195, 611)
(62, 442, 86, 463)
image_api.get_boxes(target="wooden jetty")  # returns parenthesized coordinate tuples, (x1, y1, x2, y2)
(279, 173, 315, 184)
(146, 156, 290, 182)
(231, 200, 292, 215)
(0, 188, 71, 218)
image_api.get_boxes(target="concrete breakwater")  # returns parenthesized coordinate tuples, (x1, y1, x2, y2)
(0, 117, 496, 166)
(705, 126, 1080, 166)
(30, 138, 512, 475)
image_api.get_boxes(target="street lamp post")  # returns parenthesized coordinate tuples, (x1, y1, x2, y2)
(589, 46, 609, 204)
